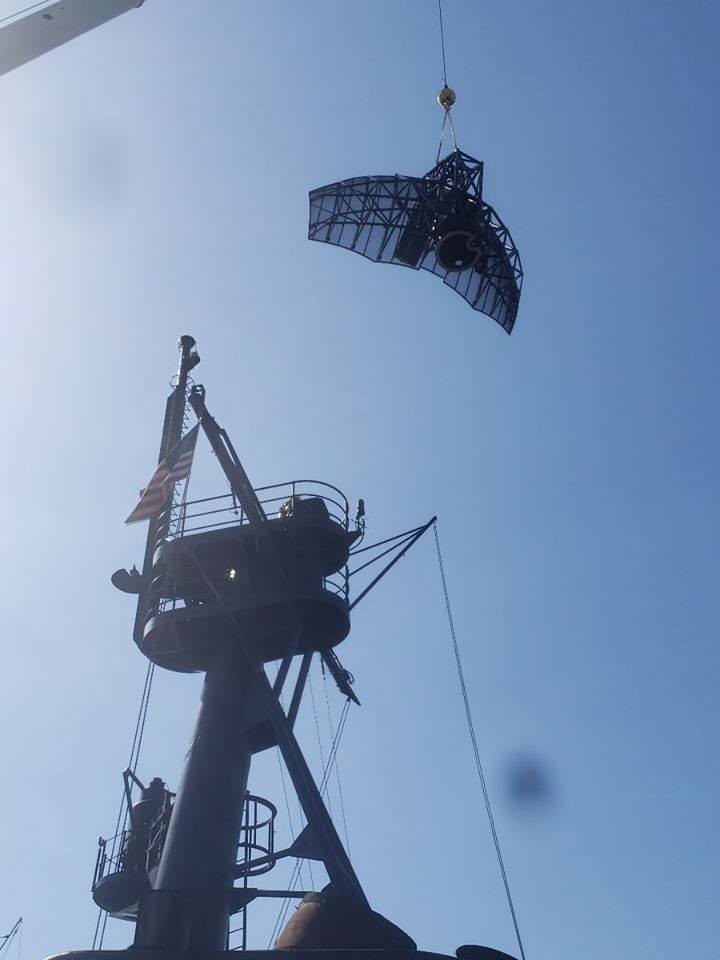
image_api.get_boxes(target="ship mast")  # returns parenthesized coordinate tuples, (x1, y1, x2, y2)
(100, 337, 374, 951)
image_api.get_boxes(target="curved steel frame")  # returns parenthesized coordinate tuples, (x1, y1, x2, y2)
(309, 149, 523, 334)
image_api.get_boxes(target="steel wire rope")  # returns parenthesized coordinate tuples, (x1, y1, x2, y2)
(266, 698, 351, 947)
(0, 1, 48, 26)
(350, 524, 428, 556)
(93, 404, 194, 949)
(308, 673, 332, 818)
(321, 662, 351, 855)
(279, 700, 349, 896)
(275, 663, 317, 894)
(268, 699, 350, 946)
(433, 523, 527, 960)
(275, 742, 315, 888)
(438, 0, 448, 85)
(435, 0, 458, 160)
(263, 741, 307, 949)
(348, 532, 418, 578)
(318, 699, 351, 795)
(277, 677, 313, 893)
(92, 657, 155, 948)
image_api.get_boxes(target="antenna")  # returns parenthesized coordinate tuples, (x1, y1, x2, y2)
(308, 150, 523, 333)
(307, 0, 522, 332)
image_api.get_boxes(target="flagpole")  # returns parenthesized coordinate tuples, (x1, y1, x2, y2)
(131, 337, 199, 652)
(140, 335, 198, 578)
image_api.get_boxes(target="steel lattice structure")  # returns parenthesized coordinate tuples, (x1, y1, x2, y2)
(309, 149, 523, 334)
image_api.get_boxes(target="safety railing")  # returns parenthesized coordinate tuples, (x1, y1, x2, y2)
(237, 793, 277, 877)
(92, 829, 126, 891)
(170, 479, 351, 538)
(138, 481, 353, 653)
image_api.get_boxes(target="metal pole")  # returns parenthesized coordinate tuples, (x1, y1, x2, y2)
(187, 385, 267, 525)
(349, 516, 437, 611)
(141, 335, 198, 577)
(134, 336, 198, 649)
(141, 640, 255, 951)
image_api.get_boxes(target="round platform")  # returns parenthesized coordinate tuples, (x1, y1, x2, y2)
(141, 587, 349, 673)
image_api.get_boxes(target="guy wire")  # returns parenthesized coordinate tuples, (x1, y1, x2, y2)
(433, 523, 528, 960)
(267, 697, 351, 947)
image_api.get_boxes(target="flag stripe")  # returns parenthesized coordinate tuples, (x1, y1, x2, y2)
(125, 424, 199, 524)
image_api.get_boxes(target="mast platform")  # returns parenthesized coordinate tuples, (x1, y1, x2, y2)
(136, 483, 358, 673)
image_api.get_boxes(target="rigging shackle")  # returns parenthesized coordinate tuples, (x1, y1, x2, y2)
(437, 84, 456, 111)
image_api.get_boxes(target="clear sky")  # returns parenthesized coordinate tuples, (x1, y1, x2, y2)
(0, 1, 718, 959)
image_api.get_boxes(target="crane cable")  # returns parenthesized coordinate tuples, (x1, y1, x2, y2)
(433, 523, 528, 960)
(438, 0, 449, 86)
(436, 0, 458, 160)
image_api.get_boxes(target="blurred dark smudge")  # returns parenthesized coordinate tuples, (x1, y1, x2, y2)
(503, 754, 555, 812)
(37, 119, 129, 216)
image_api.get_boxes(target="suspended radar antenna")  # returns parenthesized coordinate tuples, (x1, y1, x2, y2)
(308, 0, 523, 333)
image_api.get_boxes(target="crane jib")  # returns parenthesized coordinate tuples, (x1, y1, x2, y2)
(0, 0, 144, 79)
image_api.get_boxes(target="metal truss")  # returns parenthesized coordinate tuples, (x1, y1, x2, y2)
(309, 149, 523, 334)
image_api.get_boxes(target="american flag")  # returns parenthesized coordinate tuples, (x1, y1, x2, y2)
(125, 424, 199, 524)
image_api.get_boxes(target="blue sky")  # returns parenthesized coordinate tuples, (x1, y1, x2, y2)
(0, 1, 718, 958)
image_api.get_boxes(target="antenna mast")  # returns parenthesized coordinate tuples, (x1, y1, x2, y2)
(98, 338, 376, 952)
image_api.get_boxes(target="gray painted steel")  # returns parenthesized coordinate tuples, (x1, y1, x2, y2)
(0, 0, 144, 77)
